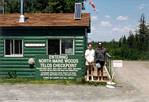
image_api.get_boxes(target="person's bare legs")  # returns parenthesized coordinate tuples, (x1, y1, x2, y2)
(86, 66, 89, 81)
(91, 64, 94, 81)
(100, 67, 103, 81)
(97, 68, 100, 81)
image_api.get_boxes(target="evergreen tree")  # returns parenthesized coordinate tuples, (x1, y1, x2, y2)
(118, 37, 123, 47)
(105, 14, 149, 60)
(4, 0, 19, 13)
(47, 0, 76, 13)
(122, 35, 127, 46)
(127, 31, 135, 48)
(135, 33, 141, 50)
(138, 14, 148, 51)
(4, 0, 84, 13)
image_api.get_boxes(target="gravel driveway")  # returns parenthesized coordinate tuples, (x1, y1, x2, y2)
(0, 61, 149, 102)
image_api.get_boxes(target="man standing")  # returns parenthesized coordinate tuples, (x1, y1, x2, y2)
(95, 42, 106, 81)
(85, 43, 95, 81)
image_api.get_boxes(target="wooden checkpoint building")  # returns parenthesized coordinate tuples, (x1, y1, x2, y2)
(0, 2, 112, 82)
(0, 11, 92, 79)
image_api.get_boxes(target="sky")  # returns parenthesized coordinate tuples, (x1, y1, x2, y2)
(84, 0, 149, 42)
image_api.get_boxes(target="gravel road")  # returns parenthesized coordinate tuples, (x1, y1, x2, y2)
(0, 61, 149, 102)
(114, 61, 149, 102)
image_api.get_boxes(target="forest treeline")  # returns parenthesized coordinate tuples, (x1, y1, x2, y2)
(101, 14, 149, 60)
(0, 0, 84, 13)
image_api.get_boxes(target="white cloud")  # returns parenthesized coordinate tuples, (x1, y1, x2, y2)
(122, 26, 132, 33)
(105, 15, 111, 19)
(100, 21, 112, 27)
(112, 26, 133, 34)
(116, 16, 128, 21)
(139, 4, 145, 10)
(112, 27, 120, 32)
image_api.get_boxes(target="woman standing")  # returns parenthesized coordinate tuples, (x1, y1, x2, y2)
(85, 43, 95, 81)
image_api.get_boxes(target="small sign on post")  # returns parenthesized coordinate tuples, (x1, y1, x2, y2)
(112, 60, 123, 68)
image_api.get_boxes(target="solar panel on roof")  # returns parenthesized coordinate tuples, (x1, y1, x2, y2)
(74, 3, 82, 20)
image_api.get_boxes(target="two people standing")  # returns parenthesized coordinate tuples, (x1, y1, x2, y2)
(85, 42, 106, 81)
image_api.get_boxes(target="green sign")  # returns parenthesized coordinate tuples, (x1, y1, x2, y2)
(35, 55, 84, 80)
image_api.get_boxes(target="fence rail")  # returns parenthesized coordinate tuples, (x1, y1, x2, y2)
(105, 53, 112, 79)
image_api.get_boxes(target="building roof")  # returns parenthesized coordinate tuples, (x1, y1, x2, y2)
(0, 13, 90, 28)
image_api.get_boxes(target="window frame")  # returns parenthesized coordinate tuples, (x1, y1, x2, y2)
(61, 38, 74, 55)
(47, 37, 75, 55)
(4, 39, 24, 57)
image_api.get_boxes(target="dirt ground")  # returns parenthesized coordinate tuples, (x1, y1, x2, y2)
(0, 61, 149, 102)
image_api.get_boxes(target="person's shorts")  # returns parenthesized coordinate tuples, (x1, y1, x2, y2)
(96, 60, 105, 68)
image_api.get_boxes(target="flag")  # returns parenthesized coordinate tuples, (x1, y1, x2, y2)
(84, 0, 96, 11)
(89, 0, 96, 11)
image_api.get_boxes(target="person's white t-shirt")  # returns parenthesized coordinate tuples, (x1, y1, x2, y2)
(85, 49, 95, 65)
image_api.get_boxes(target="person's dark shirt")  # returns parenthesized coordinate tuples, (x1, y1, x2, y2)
(95, 47, 106, 61)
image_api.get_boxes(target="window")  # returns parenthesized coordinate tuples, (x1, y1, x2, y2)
(48, 38, 74, 55)
(48, 39, 60, 55)
(62, 39, 73, 54)
(5, 39, 23, 57)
